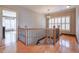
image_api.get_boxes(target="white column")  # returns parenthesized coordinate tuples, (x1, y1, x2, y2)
(0, 7, 2, 46)
(76, 7, 79, 43)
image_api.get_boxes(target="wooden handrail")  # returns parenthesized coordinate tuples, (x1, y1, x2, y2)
(18, 27, 56, 30)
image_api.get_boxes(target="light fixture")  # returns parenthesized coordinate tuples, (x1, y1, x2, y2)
(66, 5, 71, 8)
(47, 9, 50, 19)
(47, 15, 50, 18)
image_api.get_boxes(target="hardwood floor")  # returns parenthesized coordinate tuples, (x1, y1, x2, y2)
(17, 35, 79, 53)
(0, 34, 79, 53)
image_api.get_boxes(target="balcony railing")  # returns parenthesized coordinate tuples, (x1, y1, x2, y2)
(18, 27, 60, 46)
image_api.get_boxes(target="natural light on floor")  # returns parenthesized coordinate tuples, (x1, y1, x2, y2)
(60, 39, 70, 48)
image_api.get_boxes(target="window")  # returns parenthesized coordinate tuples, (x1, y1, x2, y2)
(58, 17, 61, 23)
(2, 10, 16, 30)
(65, 16, 70, 30)
(55, 18, 58, 24)
(58, 17, 61, 29)
(62, 24, 65, 30)
(62, 17, 65, 23)
(66, 24, 70, 30)
(61, 17, 66, 30)
(48, 16, 70, 31)
(51, 18, 54, 23)
(3, 10, 16, 17)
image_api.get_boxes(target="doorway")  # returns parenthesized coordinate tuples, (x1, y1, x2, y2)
(2, 10, 16, 46)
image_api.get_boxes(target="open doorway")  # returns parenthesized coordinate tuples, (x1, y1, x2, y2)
(2, 10, 16, 46)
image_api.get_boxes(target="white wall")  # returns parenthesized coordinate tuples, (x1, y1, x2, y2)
(18, 8, 46, 28)
(76, 7, 79, 42)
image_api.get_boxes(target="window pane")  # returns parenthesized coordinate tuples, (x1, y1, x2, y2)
(62, 24, 65, 30)
(58, 17, 61, 23)
(51, 24, 55, 28)
(62, 17, 65, 23)
(3, 10, 16, 17)
(10, 19, 16, 30)
(3, 17, 11, 30)
(49, 24, 52, 28)
(55, 18, 58, 23)
(66, 24, 70, 31)
(55, 24, 57, 28)
(2, 18, 5, 26)
(49, 19, 52, 24)
(58, 24, 61, 29)
(51, 18, 54, 23)
(66, 16, 70, 23)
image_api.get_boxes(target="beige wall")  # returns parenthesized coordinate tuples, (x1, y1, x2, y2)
(46, 8, 76, 35)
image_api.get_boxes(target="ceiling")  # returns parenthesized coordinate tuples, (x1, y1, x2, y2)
(20, 5, 77, 14)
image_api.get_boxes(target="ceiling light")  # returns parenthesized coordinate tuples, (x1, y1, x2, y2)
(66, 5, 71, 8)
(47, 9, 50, 19)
